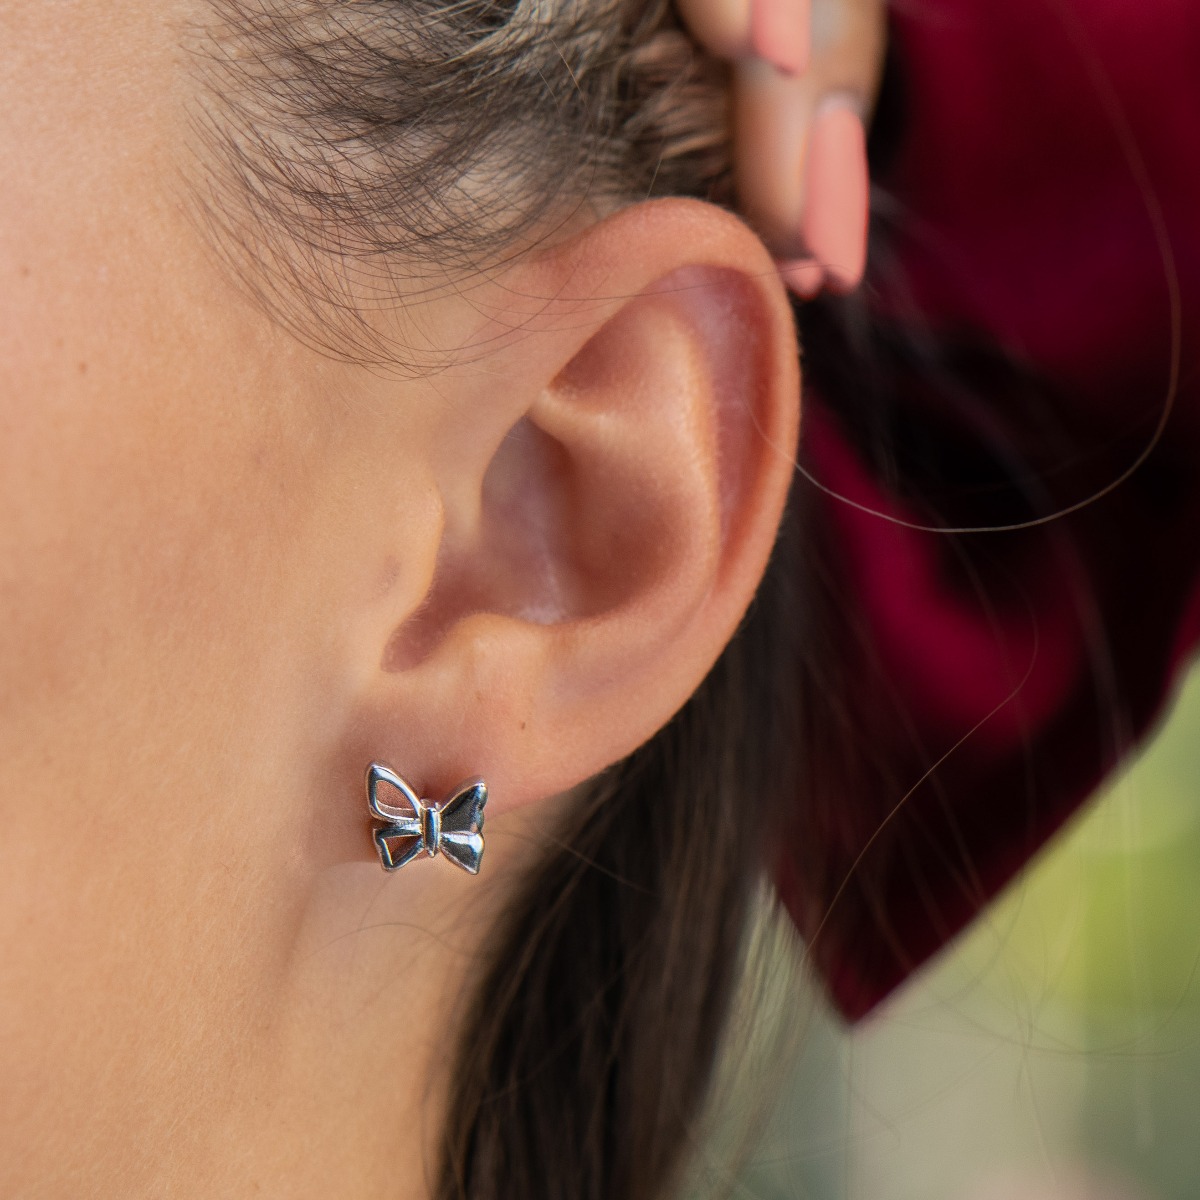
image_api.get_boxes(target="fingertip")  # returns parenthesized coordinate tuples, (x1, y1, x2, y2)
(778, 258, 825, 299)
(801, 98, 869, 292)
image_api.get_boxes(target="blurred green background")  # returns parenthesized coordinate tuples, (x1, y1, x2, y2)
(717, 665, 1200, 1200)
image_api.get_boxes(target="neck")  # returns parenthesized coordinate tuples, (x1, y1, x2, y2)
(124, 812, 534, 1198)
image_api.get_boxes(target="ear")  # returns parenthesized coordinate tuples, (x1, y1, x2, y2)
(343, 198, 800, 822)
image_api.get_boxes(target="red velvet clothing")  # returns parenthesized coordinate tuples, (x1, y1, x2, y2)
(778, 0, 1200, 1021)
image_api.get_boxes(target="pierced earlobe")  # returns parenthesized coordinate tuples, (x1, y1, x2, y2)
(366, 762, 488, 875)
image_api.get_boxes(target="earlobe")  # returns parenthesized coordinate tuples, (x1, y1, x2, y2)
(346, 199, 800, 826)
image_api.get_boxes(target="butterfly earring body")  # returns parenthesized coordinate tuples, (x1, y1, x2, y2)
(366, 763, 488, 874)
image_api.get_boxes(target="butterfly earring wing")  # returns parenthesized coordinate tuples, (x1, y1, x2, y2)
(367, 763, 423, 826)
(374, 825, 429, 871)
(367, 763, 427, 871)
(436, 778, 488, 875)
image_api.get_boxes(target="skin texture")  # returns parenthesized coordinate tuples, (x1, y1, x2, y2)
(0, 1, 801, 1195)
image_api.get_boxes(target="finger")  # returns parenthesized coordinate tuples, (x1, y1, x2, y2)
(799, 96, 869, 293)
(749, 0, 811, 76)
(733, 0, 884, 289)
(778, 258, 825, 298)
(735, 74, 869, 297)
(676, 0, 810, 74)
(732, 57, 819, 255)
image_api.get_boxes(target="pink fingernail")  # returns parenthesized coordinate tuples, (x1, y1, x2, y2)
(779, 259, 825, 300)
(750, 0, 810, 76)
(801, 98, 869, 293)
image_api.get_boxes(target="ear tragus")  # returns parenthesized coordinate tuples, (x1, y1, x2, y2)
(382, 415, 581, 670)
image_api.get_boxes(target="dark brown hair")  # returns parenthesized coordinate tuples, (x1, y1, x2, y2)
(184, 2, 815, 1197)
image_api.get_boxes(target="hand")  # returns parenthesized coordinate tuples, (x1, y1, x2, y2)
(674, 0, 887, 297)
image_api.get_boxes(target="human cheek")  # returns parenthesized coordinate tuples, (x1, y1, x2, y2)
(0, 203, 327, 1184)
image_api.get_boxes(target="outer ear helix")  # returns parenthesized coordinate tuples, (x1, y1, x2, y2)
(365, 763, 488, 875)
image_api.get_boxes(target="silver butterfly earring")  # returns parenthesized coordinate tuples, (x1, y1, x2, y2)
(366, 762, 488, 874)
